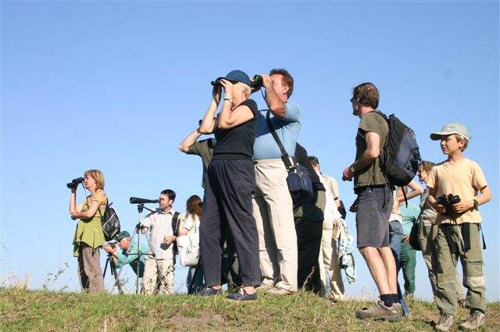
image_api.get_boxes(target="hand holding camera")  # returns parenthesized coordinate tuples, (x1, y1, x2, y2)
(103, 241, 117, 257)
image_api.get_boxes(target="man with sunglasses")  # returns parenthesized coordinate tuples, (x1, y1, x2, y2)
(342, 82, 402, 321)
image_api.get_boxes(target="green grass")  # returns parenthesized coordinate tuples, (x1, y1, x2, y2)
(1, 288, 498, 331)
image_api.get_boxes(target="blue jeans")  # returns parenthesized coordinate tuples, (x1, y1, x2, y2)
(389, 220, 410, 317)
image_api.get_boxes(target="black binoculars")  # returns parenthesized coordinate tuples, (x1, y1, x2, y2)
(437, 194, 461, 217)
(67, 177, 84, 189)
(252, 75, 263, 89)
(210, 75, 264, 89)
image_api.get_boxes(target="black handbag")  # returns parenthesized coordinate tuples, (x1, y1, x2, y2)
(266, 112, 314, 207)
(409, 221, 421, 251)
(408, 197, 428, 251)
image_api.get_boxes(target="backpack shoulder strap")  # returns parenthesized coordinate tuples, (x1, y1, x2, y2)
(374, 109, 389, 122)
(172, 211, 181, 236)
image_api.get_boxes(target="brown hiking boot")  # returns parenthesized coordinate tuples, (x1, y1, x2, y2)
(435, 314, 454, 331)
(459, 310, 485, 330)
(356, 300, 402, 321)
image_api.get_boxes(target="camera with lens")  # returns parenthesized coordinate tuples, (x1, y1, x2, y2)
(66, 177, 84, 189)
(437, 193, 461, 217)
(105, 240, 117, 248)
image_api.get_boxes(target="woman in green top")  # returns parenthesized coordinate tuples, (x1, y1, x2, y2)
(69, 169, 107, 292)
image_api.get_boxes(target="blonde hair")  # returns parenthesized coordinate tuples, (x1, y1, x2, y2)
(236, 82, 251, 98)
(84, 169, 105, 190)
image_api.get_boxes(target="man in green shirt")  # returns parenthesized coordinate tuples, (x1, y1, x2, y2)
(342, 82, 401, 321)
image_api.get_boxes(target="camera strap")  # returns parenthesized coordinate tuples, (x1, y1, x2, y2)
(265, 111, 296, 172)
(461, 223, 471, 252)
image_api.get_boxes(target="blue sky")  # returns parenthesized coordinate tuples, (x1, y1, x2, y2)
(1, 1, 498, 300)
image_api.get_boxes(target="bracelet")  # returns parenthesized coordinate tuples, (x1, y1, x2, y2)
(224, 98, 232, 102)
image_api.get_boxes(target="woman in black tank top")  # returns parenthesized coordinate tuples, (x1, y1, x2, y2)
(197, 70, 260, 301)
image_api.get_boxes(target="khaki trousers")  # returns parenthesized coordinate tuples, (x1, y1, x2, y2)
(318, 219, 344, 300)
(142, 257, 174, 295)
(253, 159, 298, 291)
(78, 243, 104, 293)
(435, 223, 485, 315)
(418, 220, 464, 300)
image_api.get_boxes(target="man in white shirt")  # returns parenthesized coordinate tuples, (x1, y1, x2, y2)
(310, 156, 345, 301)
(139, 189, 180, 295)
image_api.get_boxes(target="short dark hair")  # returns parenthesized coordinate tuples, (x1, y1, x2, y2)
(270, 68, 294, 98)
(309, 156, 319, 166)
(352, 82, 379, 109)
(160, 189, 176, 202)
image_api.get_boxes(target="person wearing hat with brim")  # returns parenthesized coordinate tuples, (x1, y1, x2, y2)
(103, 230, 147, 279)
(198, 70, 260, 301)
(425, 122, 491, 331)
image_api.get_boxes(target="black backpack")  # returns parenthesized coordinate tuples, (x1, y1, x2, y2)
(376, 111, 421, 187)
(100, 202, 121, 241)
(171, 211, 181, 255)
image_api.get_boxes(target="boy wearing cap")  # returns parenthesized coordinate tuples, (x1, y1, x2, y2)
(426, 123, 491, 331)
(103, 230, 147, 278)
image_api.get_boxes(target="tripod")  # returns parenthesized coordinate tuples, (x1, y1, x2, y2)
(132, 203, 165, 295)
(103, 253, 124, 294)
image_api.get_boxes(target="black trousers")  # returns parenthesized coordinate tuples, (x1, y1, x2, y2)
(295, 191, 325, 292)
(200, 159, 260, 287)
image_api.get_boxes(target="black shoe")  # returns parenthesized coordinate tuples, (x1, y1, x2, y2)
(196, 287, 222, 296)
(226, 289, 258, 301)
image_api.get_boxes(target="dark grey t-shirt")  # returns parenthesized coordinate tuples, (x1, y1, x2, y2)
(187, 138, 215, 189)
(354, 111, 389, 188)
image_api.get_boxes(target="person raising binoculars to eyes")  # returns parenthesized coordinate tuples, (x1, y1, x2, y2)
(68, 169, 107, 293)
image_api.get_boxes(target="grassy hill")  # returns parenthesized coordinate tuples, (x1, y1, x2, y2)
(1, 288, 498, 331)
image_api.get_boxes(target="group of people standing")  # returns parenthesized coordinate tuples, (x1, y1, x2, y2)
(340, 82, 491, 330)
(68, 70, 491, 330)
(179, 68, 352, 301)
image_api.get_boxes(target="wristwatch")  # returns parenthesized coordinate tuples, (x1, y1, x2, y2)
(349, 165, 356, 174)
(473, 199, 479, 209)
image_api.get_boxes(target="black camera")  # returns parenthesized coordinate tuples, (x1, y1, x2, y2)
(106, 240, 117, 248)
(67, 177, 84, 189)
(252, 75, 263, 90)
(437, 194, 461, 217)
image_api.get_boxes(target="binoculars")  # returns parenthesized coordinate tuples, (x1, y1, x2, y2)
(67, 177, 84, 189)
(210, 75, 264, 90)
(437, 193, 461, 217)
